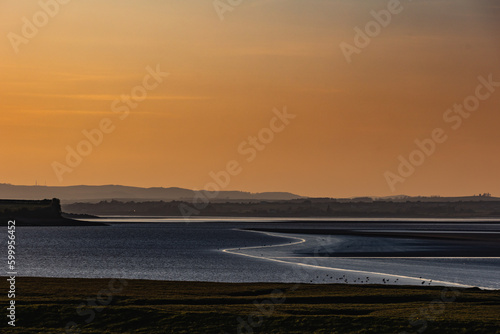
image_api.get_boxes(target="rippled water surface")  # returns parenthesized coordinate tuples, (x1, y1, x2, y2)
(3, 218, 499, 289)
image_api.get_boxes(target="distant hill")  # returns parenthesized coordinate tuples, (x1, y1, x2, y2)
(1, 184, 497, 204)
(0, 184, 303, 203)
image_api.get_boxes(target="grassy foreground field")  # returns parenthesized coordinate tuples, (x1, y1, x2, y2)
(1, 277, 499, 334)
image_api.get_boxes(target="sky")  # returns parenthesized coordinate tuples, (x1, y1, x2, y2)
(1, 0, 499, 198)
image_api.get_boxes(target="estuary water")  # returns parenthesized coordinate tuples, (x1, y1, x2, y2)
(3, 217, 499, 289)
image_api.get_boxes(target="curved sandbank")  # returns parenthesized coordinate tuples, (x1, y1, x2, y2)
(223, 229, 500, 289)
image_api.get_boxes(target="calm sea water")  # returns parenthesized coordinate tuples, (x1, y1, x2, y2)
(2, 218, 499, 289)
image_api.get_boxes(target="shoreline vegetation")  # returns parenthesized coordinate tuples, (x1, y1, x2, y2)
(1, 277, 499, 333)
(2, 197, 500, 226)
(64, 198, 500, 219)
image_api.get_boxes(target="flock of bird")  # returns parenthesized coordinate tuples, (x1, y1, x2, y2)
(303, 273, 433, 285)
(225, 238, 436, 286)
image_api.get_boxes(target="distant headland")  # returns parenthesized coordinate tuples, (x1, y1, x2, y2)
(0, 198, 105, 226)
(1, 184, 499, 220)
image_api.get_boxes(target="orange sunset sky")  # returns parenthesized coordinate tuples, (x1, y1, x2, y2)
(1, 0, 499, 198)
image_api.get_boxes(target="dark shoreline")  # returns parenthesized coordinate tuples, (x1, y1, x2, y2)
(0, 199, 107, 226)
(7, 214, 500, 227)
(2, 276, 499, 334)
(88, 217, 500, 226)
(63, 197, 500, 218)
(3, 217, 108, 226)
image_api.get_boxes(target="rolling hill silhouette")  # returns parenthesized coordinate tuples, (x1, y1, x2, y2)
(0, 184, 302, 203)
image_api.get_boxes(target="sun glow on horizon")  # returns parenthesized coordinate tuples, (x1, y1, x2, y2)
(1, 0, 499, 198)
